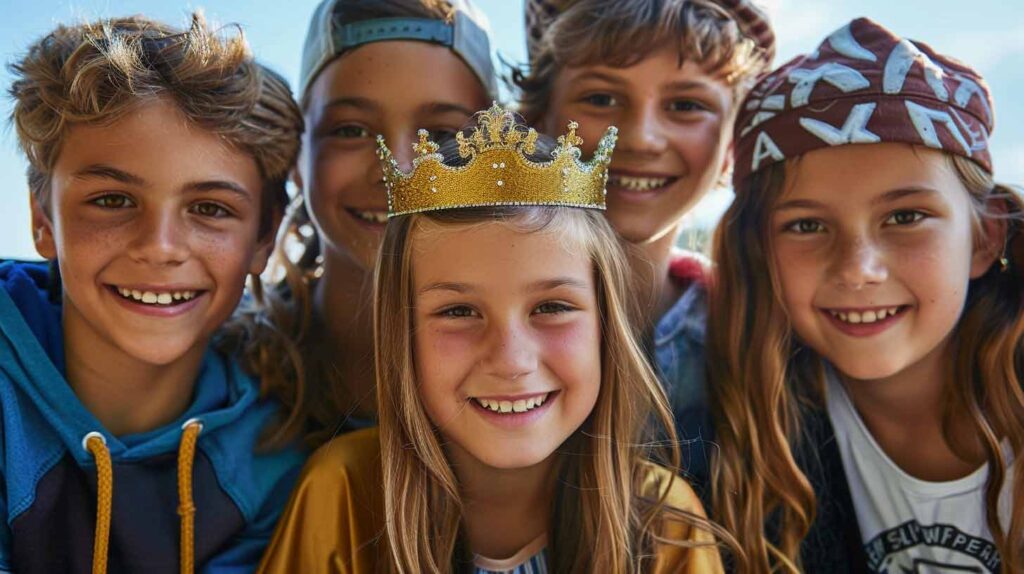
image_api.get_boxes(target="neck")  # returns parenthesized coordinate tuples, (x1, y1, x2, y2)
(451, 445, 557, 559)
(314, 250, 377, 418)
(63, 305, 204, 437)
(627, 225, 683, 325)
(839, 338, 984, 480)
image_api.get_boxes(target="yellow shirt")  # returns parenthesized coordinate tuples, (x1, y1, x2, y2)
(258, 427, 724, 573)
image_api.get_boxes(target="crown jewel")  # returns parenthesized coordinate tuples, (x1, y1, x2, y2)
(377, 103, 617, 217)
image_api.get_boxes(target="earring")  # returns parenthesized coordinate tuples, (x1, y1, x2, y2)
(1000, 255, 1010, 273)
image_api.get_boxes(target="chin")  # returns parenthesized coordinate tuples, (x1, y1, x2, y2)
(830, 357, 906, 383)
(117, 338, 203, 368)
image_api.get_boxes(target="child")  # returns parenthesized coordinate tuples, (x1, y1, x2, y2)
(259, 105, 731, 572)
(4, 14, 305, 573)
(708, 18, 1023, 573)
(513, 0, 774, 476)
(233, 0, 496, 448)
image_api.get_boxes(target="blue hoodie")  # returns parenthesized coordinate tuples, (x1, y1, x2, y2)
(0, 261, 305, 573)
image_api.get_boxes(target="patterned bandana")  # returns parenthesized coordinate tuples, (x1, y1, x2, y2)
(524, 0, 775, 65)
(733, 17, 995, 186)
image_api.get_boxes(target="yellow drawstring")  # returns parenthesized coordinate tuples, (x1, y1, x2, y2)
(83, 432, 112, 574)
(177, 419, 203, 574)
(83, 419, 203, 574)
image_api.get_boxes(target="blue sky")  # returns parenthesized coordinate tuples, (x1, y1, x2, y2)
(0, 0, 1021, 257)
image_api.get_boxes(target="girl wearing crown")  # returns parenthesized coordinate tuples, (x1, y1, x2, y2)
(226, 0, 495, 448)
(707, 19, 1024, 573)
(258, 106, 732, 573)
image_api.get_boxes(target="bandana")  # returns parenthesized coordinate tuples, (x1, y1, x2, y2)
(733, 17, 994, 185)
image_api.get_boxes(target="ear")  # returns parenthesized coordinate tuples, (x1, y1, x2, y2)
(248, 205, 283, 277)
(30, 193, 57, 260)
(717, 140, 735, 189)
(290, 165, 304, 194)
(969, 198, 1007, 279)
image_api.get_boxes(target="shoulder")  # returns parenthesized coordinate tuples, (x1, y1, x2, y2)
(301, 427, 382, 487)
(638, 461, 707, 518)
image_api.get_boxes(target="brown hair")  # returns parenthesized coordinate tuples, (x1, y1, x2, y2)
(707, 154, 1024, 573)
(376, 205, 735, 572)
(8, 12, 302, 237)
(513, 0, 771, 125)
(235, 0, 492, 449)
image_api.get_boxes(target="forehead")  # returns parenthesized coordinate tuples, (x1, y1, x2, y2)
(410, 219, 592, 286)
(781, 144, 964, 202)
(555, 45, 732, 93)
(52, 98, 261, 192)
(305, 41, 489, 116)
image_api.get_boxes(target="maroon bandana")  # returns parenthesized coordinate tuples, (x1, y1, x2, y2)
(733, 17, 994, 186)
(525, 0, 775, 65)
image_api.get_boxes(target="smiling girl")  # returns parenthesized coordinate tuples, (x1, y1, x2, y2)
(259, 106, 732, 573)
(709, 18, 1024, 573)
(233, 0, 495, 448)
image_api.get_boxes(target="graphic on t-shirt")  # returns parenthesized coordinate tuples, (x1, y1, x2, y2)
(865, 520, 1001, 573)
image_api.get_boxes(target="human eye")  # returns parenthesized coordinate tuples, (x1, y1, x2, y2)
(89, 193, 135, 209)
(328, 124, 372, 139)
(783, 219, 826, 234)
(190, 201, 233, 219)
(533, 301, 577, 315)
(884, 210, 927, 226)
(667, 98, 709, 113)
(437, 305, 478, 319)
(425, 127, 459, 144)
(580, 93, 618, 108)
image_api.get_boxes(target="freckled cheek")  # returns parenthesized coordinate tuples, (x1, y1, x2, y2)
(311, 149, 365, 200)
(414, 325, 479, 379)
(669, 121, 723, 170)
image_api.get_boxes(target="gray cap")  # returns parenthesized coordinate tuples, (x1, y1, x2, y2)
(299, 0, 498, 100)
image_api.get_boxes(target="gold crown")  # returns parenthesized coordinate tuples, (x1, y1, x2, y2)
(376, 103, 617, 217)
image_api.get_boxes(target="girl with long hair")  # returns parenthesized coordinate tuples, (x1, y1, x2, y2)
(709, 18, 1024, 573)
(259, 106, 733, 573)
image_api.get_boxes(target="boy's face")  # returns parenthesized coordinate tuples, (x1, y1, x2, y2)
(540, 45, 735, 245)
(299, 41, 490, 272)
(33, 98, 272, 367)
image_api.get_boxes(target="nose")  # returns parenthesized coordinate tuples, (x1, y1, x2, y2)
(382, 128, 417, 173)
(616, 99, 668, 157)
(832, 234, 888, 290)
(127, 207, 189, 266)
(484, 317, 538, 382)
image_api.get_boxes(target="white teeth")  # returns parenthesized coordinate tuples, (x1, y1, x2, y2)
(609, 175, 671, 192)
(475, 393, 551, 415)
(354, 210, 389, 224)
(830, 307, 903, 324)
(115, 287, 198, 306)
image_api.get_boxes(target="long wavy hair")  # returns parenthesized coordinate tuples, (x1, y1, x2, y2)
(375, 203, 737, 573)
(707, 153, 1024, 573)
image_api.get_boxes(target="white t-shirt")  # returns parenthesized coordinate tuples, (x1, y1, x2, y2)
(825, 374, 1013, 574)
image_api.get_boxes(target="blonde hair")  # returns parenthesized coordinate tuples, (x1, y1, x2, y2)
(514, 0, 771, 125)
(375, 204, 736, 572)
(8, 12, 301, 234)
(707, 153, 1024, 573)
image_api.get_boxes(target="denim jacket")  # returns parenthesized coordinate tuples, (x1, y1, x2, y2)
(653, 253, 868, 573)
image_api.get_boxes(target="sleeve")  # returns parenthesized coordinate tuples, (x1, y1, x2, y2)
(648, 466, 725, 574)
(256, 433, 385, 574)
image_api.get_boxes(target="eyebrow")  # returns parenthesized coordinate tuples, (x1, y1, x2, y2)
(773, 187, 941, 212)
(323, 96, 379, 113)
(72, 164, 147, 186)
(571, 70, 626, 87)
(185, 180, 254, 202)
(420, 102, 476, 117)
(418, 277, 590, 295)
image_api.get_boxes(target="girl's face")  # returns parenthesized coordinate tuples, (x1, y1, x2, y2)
(770, 144, 996, 381)
(411, 220, 602, 470)
(300, 41, 490, 270)
(540, 45, 734, 244)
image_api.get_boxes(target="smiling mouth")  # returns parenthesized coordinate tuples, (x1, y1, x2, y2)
(607, 174, 678, 192)
(824, 305, 908, 324)
(347, 208, 388, 225)
(473, 392, 552, 414)
(109, 286, 202, 307)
